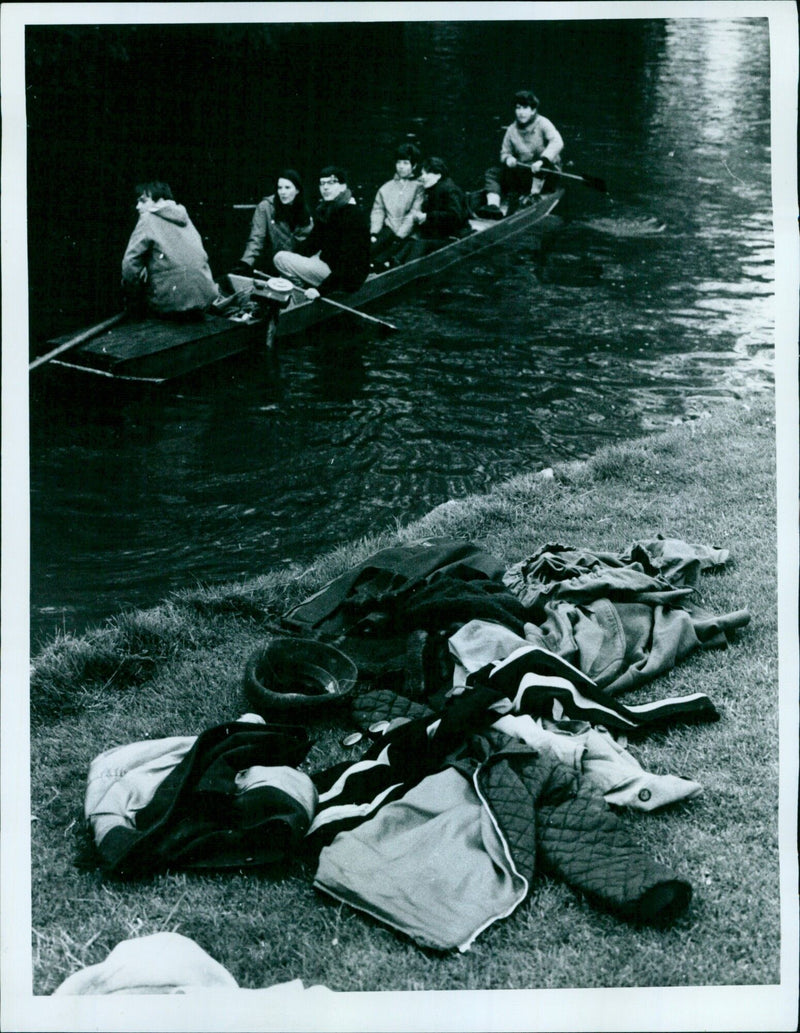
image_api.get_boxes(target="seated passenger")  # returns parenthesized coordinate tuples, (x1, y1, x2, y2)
(479, 89, 564, 219)
(369, 143, 425, 271)
(405, 157, 472, 258)
(121, 181, 219, 320)
(231, 169, 313, 277)
(273, 165, 370, 300)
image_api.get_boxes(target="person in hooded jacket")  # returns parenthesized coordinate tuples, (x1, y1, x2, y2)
(121, 181, 219, 318)
(231, 169, 314, 277)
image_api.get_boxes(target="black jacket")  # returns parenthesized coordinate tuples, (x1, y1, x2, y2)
(302, 199, 370, 294)
(88, 720, 311, 875)
(420, 177, 471, 239)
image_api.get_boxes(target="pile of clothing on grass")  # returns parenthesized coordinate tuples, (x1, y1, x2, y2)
(80, 536, 750, 955)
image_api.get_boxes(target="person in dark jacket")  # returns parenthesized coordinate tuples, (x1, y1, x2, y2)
(273, 165, 370, 299)
(406, 156, 472, 258)
(121, 181, 218, 319)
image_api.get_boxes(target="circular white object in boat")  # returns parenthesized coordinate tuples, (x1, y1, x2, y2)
(266, 277, 295, 293)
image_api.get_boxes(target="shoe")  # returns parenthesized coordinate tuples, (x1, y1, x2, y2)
(477, 204, 503, 220)
(518, 195, 534, 208)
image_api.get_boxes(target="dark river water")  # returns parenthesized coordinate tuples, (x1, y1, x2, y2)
(26, 16, 775, 646)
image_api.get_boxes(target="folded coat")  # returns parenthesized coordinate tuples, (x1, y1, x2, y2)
(85, 715, 313, 875)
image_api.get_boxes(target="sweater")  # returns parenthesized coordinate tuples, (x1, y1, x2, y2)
(500, 114, 564, 167)
(369, 175, 425, 238)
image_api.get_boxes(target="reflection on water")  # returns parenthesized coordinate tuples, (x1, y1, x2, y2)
(28, 17, 775, 643)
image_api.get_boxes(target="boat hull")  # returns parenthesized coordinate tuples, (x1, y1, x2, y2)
(47, 188, 563, 382)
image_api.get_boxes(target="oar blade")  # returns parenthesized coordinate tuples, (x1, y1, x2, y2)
(581, 173, 608, 193)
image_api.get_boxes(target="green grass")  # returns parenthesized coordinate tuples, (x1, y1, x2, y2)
(28, 395, 785, 994)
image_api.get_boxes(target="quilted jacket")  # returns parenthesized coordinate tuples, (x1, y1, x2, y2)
(311, 686, 692, 939)
(471, 733, 691, 924)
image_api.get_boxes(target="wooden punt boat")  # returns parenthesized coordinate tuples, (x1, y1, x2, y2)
(45, 187, 563, 383)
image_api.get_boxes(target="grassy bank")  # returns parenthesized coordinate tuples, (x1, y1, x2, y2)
(28, 395, 782, 995)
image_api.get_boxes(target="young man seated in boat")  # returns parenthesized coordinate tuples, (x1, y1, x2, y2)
(273, 166, 370, 300)
(478, 90, 564, 219)
(401, 157, 472, 260)
(121, 181, 219, 319)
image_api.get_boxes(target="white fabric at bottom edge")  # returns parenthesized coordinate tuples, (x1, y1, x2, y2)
(53, 931, 333, 997)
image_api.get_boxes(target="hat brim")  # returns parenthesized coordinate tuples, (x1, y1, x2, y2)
(243, 637, 358, 716)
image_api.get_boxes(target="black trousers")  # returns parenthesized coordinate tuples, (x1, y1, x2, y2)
(484, 163, 534, 197)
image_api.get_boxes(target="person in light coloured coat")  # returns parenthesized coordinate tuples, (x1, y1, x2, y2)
(479, 90, 564, 218)
(233, 168, 313, 276)
(121, 181, 218, 318)
(368, 142, 425, 270)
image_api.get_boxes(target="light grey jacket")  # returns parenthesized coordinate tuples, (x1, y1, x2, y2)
(369, 175, 425, 238)
(121, 200, 218, 314)
(241, 195, 313, 267)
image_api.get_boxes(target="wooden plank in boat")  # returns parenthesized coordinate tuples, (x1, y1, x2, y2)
(46, 312, 262, 380)
(76, 314, 245, 361)
(118, 319, 260, 380)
